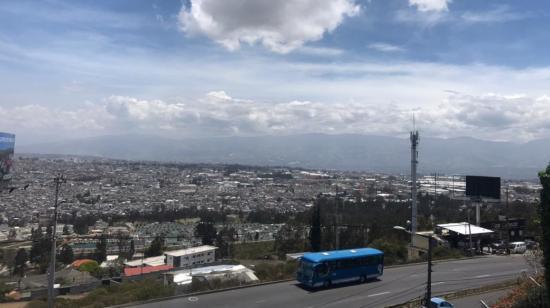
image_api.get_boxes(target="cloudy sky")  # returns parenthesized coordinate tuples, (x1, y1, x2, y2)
(1, 0, 550, 145)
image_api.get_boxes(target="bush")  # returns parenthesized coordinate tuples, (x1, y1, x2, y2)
(78, 260, 99, 273)
(493, 276, 546, 308)
(369, 238, 408, 265)
(26, 279, 174, 308)
(253, 260, 297, 281)
(431, 246, 464, 260)
(231, 241, 276, 260)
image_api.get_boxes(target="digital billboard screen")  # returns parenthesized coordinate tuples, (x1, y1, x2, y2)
(0, 132, 15, 181)
(465, 175, 501, 200)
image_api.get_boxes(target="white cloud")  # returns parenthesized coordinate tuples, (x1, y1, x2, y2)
(178, 0, 360, 53)
(5, 91, 550, 143)
(297, 46, 345, 57)
(368, 42, 405, 52)
(409, 0, 451, 12)
(461, 5, 530, 24)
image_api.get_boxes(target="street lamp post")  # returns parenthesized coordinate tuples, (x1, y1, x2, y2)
(394, 226, 433, 307)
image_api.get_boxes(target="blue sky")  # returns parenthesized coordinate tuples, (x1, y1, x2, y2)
(1, 0, 550, 144)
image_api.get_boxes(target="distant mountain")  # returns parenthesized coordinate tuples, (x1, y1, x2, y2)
(17, 133, 550, 179)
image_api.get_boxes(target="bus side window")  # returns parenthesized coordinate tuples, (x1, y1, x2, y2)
(317, 263, 329, 276)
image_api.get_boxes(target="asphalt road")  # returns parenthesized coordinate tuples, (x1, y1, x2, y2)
(131, 255, 530, 308)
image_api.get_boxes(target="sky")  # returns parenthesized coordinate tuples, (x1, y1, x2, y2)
(1, 0, 550, 145)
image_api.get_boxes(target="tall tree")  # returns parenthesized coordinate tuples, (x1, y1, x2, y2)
(73, 219, 88, 235)
(94, 236, 107, 263)
(62, 224, 70, 235)
(30, 228, 51, 273)
(58, 244, 74, 265)
(309, 201, 322, 252)
(215, 227, 237, 258)
(13, 248, 28, 277)
(538, 164, 550, 305)
(145, 236, 164, 257)
(195, 218, 217, 245)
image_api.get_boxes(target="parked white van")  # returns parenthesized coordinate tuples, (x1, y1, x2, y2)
(509, 241, 527, 254)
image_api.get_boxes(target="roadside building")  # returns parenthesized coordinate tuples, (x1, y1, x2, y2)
(164, 245, 217, 268)
(164, 264, 258, 287)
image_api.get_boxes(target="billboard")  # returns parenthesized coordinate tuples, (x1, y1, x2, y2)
(465, 175, 501, 200)
(0, 132, 15, 182)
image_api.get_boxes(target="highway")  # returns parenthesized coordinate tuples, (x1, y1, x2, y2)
(131, 255, 530, 308)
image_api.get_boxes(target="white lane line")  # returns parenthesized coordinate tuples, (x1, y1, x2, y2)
(432, 282, 446, 286)
(475, 274, 491, 278)
(367, 291, 391, 297)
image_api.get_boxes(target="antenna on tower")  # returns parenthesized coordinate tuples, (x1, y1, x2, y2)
(410, 114, 420, 242)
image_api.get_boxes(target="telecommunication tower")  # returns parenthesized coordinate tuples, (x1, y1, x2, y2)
(410, 125, 419, 237)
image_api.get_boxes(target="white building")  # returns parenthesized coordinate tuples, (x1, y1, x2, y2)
(164, 245, 217, 268)
(164, 264, 258, 286)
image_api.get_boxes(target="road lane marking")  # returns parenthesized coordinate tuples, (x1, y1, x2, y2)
(432, 282, 445, 285)
(188, 297, 198, 302)
(474, 274, 491, 278)
(368, 291, 390, 297)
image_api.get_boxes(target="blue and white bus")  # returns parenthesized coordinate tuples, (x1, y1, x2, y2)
(296, 248, 384, 288)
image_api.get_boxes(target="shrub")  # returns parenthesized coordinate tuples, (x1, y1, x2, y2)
(369, 238, 408, 265)
(254, 260, 297, 281)
(27, 279, 174, 308)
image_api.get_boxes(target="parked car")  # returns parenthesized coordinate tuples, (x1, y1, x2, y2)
(525, 239, 538, 250)
(509, 241, 527, 254)
(490, 241, 507, 254)
(425, 297, 454, 308)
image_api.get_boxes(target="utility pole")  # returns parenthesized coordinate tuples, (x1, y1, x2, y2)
(335, 197, 341, 250)
(47, 174, 66, 308)
(506, 187, 511, 254)
(425, 236, 433, 306)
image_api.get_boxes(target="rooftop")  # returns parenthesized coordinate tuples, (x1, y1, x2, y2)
(437, 222, 494, 235)
(164, 245, 218, 257)
(302, 248, 383, 263)
(124, 265, 173, 277)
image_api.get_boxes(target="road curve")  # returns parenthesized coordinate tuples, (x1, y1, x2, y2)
(130, 255, 530, 308)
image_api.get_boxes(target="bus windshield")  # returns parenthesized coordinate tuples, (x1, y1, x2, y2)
(300, 260, 315, 279)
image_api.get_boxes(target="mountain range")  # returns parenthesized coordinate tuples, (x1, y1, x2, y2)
(16, 133, 550, 179)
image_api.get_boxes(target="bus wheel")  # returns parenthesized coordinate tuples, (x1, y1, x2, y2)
(323, 280, 331, 288)
(360, 276, 366, 283)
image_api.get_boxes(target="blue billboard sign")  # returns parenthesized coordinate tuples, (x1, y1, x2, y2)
(0, 132, 15, 181)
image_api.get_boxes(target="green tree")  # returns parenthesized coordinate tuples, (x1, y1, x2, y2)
(62, 224, 70, 235)
(30, 228, 51, 273)
(215, 227, 236, 258)
(59, 244, 74, 265)
(538, 164, 550, 305)
(94, 236, 107, 263)
(145, 236, 164, 257)
(195, 218, 217, 245)
(13, 248, 28, 277)
(73, 219, 89, 235)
